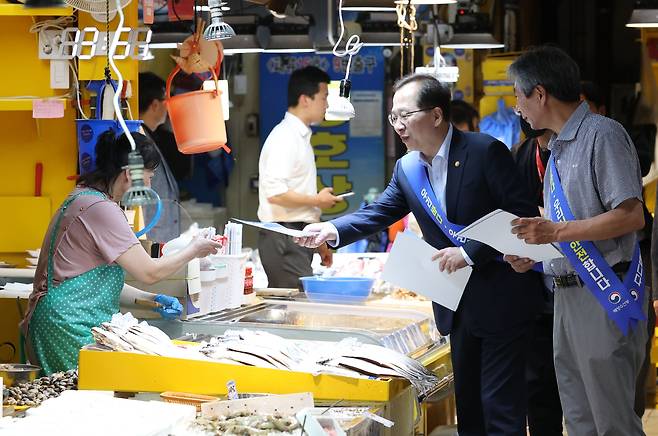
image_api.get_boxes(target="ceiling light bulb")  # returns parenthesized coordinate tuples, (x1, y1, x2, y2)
(121, 152, 161, 207)
(204, 0, 236, 41)
(439, 33, 504, 49)
(626, 9, 658, 28)
(415, 66, 459, 83)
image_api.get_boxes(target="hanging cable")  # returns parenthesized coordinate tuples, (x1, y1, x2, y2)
(396, 0, 417, 77)
(108, 0, 135, 151)
(109, 0, 162, 215)
(28, 17, 88, 119)
(332, 0, 363, 82)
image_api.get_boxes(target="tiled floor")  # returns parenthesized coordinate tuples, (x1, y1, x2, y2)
(430, 408, 658, 435)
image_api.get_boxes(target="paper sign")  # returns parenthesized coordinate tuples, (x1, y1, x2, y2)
(142, 0, 154, 24)
(350, 90, 383, 137)
(226, 380, 238, 400)
(457, 209, 563, 262)
(231, 218, 315, 238)
(33, 99, 64, 119)
(381, 231, 471, 311)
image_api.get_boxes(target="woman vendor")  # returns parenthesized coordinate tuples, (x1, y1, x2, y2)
(20, 130, 221, 375)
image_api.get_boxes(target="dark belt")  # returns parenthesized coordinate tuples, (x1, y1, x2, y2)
(552, 262, 631, 289)
(276, 221, 310, 231)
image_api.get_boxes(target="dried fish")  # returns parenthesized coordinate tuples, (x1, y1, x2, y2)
(209, 331, 440, 398)
(91, 327, 135, 352)
(325, 356, 400, 378)
(92, 319, 209, 361)
(203, 347, 280, 369)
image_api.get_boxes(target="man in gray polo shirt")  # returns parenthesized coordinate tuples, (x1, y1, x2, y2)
(505, 46, 647, 435)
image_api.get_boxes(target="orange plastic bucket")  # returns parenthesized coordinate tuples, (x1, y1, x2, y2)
(165, 66, 230, 154)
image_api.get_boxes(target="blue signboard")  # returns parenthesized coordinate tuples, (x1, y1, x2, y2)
(259, 47, 386, 218)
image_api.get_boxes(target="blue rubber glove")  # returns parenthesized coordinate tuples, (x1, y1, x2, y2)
(153, 294, 183, 320)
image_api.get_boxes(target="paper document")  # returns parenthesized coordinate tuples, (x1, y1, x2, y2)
(232, 219, 315, 238)
(457, 209, 563, 262)
(381, 231, 471, 311)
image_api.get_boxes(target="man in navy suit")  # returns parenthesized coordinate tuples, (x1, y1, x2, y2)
(295, 74, 544, 436)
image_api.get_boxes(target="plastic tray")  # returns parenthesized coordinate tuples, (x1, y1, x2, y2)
(299, 277, 374, 304)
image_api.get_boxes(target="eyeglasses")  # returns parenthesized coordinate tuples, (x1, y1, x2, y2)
(388, 107, 435, 127)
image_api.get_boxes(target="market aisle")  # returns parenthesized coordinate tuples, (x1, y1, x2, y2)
(430, 408, 658, 435)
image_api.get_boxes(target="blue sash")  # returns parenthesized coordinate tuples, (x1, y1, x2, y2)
(400, 152, 467, 247)
(547, 156, 645, 335)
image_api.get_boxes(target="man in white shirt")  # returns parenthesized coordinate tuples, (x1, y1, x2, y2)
(258, 66, 340, 288)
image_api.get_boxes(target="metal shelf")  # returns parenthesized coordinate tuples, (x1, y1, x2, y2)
(0, 98, 69, 111)
(0, 3, 73, 16)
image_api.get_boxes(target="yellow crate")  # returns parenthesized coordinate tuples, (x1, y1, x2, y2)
(482, 55, 518, 96)
(78, 349, 409, 402)
(482, 55, 517, 81)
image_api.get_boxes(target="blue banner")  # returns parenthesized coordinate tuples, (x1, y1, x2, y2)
(259, 48, 386, 218)
(547, 156, 645, 335)
(400, 151, 467, 246)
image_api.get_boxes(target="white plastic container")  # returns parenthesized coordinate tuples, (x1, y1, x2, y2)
(210, 253, 248, 309)
(198, 268, 216, 314)
(210, 263, 229, 312)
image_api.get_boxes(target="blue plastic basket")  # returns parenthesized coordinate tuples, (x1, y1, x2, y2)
(299, 276, 375, 304)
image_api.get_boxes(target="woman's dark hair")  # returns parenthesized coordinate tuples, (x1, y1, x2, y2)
(77, 130, 160, 193)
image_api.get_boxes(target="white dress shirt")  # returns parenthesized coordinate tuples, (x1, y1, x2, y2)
(258, 112, 321, 223)
(418, 124, 453, 211)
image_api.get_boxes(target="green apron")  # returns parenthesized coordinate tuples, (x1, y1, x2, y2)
(29, 191, 125, 375)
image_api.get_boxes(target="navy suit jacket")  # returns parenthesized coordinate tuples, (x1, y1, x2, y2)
(332, 128, 544, 336)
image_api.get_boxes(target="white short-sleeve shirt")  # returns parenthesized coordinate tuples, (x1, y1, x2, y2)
(257, 112, 321, 223)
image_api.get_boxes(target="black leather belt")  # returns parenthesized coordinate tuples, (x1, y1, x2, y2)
(552, 262, 631, 289)
(276, 221, 310, 231)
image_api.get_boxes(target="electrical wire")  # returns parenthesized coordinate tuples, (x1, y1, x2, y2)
(108, 0, 135, 150)
(332, 0, 362, 82)
(134, 198, 162, 237)
(27, 16, 88, 119)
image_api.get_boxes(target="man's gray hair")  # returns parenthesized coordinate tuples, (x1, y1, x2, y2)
(508, 46, 581, 103)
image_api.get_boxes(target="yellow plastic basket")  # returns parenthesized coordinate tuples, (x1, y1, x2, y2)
(160, 391, 220, 412)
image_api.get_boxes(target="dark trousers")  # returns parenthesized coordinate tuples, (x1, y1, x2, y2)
(635, 237, 654, 417)
(527, 313, 563, 436)
(450, 315, 531, 436)
(634, 299, 656, 417)
(258, 222, 313, 289)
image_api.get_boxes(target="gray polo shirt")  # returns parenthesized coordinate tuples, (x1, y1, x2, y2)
(543, 102, 643, 277)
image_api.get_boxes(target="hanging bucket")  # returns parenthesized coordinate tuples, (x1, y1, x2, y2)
(165, 66, 229, 155)
(76, 81, 141, 174)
